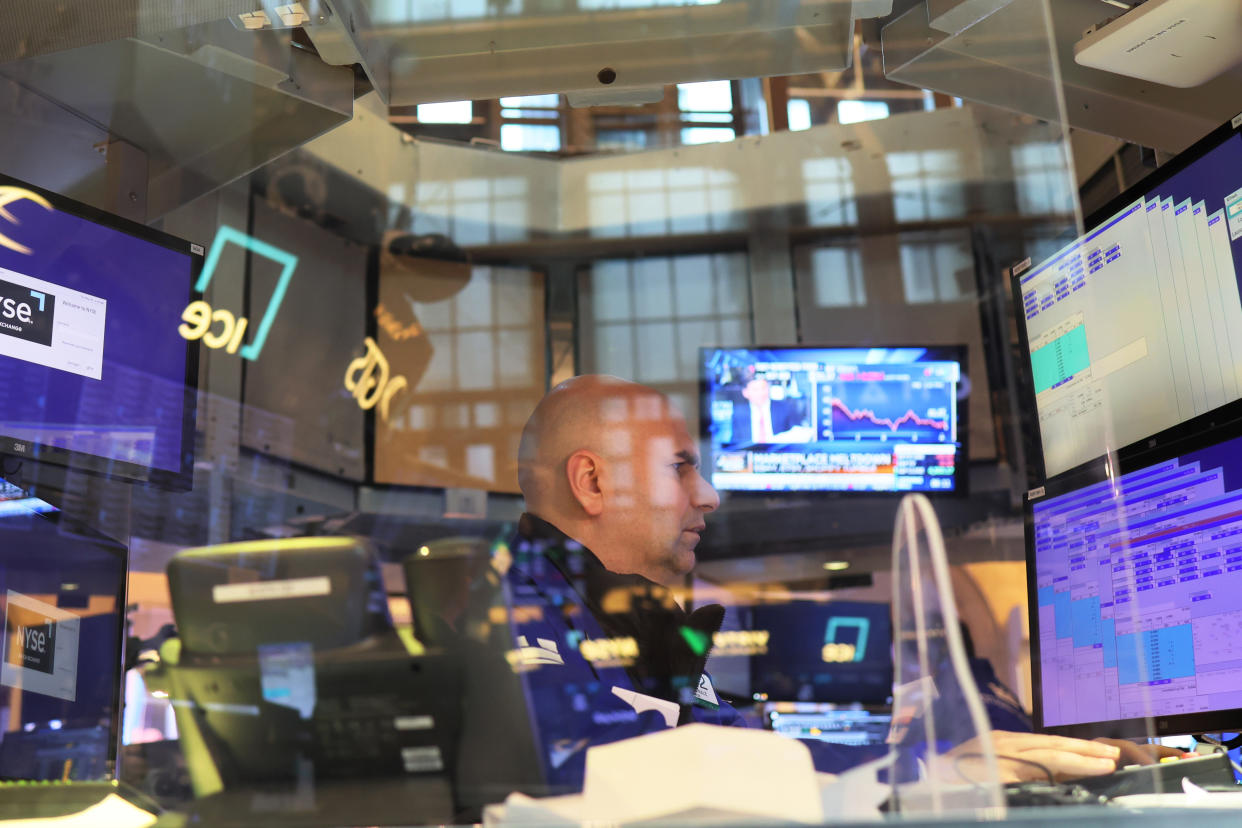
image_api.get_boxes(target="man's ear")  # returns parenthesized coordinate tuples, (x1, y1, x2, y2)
(565, 450, 605, 517)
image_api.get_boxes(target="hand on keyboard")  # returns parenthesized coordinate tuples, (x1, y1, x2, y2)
(938, 731, 1122, 784)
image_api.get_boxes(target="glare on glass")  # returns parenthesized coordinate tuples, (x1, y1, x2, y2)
(837, 100, 890, 125)
(416, 101, 474, 124)
(500, 124, 561, 152)
(677, 80, 732, 112)
(788, 99, 812, 131)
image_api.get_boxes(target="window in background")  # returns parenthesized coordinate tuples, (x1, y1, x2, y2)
(837, 99, 890, 125)
(803, 156, 858, 227)
(788, 99, 813, 131)
(584, 165, 742, 238)
(374, 266, 547, 492)
(578, 253, 752, 419)
(500, 124, 562, 152)
(677, 81, 736, 145)
(898, 237, 975, 304)
(373, 0, 514, 22)
(681, 127, 736, 145)
(413, 175, 531, 245)
(595, 130, 649, 151)
(499, 94, 563, 153)
(500, 94, 561, 117)
(580, 0, 722, 7)
(794, 244, 867, 308)
(416, 100, 474, 124)
(885, 149, 966, 223)
(1011, 142, 1074, 216)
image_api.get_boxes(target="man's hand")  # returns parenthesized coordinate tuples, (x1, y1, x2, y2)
(940, 731, 1122, 784)
(1092, 738, 1185, 767)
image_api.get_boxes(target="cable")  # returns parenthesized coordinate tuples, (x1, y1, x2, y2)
(953, 752, 1056, 786)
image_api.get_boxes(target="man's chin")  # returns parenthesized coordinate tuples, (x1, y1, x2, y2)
(670, 547, 697, 577)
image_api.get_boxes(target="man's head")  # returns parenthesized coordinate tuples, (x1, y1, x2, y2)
(518, 375, 720, 584)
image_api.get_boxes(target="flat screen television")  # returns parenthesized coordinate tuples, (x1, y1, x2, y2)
(1027, 408, 1242, 739)
(700, 346, 967, 493)
(1014, 114, 1242, 479)
(0, 173, 200, 491)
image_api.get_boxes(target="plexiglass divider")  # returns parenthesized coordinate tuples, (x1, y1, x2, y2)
(889, 493, 1004, 816)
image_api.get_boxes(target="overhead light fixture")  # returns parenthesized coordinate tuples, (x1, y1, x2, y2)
(823, 561, 850, 571)
(1075, 0, 1242, 88)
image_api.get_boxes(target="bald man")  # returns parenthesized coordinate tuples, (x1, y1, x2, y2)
(517, 374, 718, 586)
(503, 376, 1128, 792)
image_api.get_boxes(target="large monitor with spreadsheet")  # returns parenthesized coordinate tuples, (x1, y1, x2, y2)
(1015, 116, 1242, 478)
(701, 346, 966, 493)
(1027, 418, 1242, 738)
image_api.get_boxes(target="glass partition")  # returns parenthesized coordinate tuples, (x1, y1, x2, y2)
(6, 0, 1228, 822)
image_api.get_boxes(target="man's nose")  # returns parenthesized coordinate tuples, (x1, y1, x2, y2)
(694, 470, 720, 513)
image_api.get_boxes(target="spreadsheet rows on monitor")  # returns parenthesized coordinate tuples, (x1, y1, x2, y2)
(1019, 130, 1242, 476)
(1034, 451, 1242, 726)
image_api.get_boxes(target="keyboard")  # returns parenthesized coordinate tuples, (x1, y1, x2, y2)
(1072, 751, 1236, 798)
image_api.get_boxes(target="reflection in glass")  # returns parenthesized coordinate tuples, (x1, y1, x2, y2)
(417, 101, 474, 124)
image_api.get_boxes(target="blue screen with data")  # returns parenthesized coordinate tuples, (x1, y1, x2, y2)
(1033, 433, 1242, 727)
(1018, 129, 1242, 477)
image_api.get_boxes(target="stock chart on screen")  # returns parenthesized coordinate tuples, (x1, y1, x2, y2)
(701, 346, 965, 493)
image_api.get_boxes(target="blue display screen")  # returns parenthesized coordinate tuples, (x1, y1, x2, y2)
(0, 180, 195, 480)
(701, 347, 965, 492)
(749, 600, 892, 704)
(1033, 429, 1242, 728)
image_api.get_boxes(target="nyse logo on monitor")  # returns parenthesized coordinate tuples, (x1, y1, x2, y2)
(0, 278, 54, 347)
(5, 606, 57, 676)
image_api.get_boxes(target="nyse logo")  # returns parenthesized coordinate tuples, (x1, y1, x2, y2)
(0, 186, 53, 255)
(0, 278, 55, 346)
(7, 619, 55, 675)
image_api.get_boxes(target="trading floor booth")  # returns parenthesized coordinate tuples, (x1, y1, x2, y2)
(2, 0, 1242, 823)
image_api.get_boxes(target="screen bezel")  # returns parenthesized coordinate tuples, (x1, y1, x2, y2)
(0, 172, 201, 493)
(698, 344, 970, 496)
(1025, 398, 1242, 739)
(1012, 114, 1242, 484)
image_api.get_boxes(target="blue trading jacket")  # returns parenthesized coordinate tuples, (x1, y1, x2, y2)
(502, 515, 886, 788)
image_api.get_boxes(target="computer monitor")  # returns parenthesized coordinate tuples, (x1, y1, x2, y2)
(700, 346, 967, 493)
(1027, 414, 1242, 738)
(1015, 114, 1242, 478)
(0, 491, 128, 781)
(748, 600, 893, 705)
(761, 702, 892, 748)
(161, 537, 463, 822)
(0, 172, 200, 491)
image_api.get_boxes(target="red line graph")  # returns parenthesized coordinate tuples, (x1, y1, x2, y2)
(830, 399, 948, 433)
